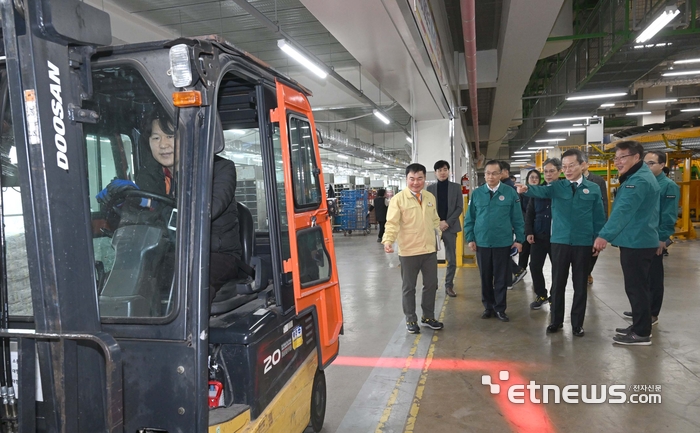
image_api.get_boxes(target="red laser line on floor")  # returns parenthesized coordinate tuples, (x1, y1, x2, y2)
(335, 356, 555, 433)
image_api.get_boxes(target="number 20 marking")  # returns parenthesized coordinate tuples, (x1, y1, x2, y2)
(264, 349, 282, 374)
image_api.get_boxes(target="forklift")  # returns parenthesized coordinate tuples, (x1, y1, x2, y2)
(0, 0, 343, 431)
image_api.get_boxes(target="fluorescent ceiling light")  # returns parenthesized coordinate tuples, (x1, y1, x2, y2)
(546, 116, 595, 123)
(600, 103, 616, 108)
(535, 138, 566, 142)
(681, 107, 700, 112)
(373, 109, 391, 125)
(626, 111, 651, 116)
(406, 136, 413, 144)
(529, 146, 554, 150)
(662, 70, 700, 77)
(675, 58, 700, 65)
(513, 150, 537, 154)
(635, 7, 680, 44)
(365, 160, 374, 164)
(277, 39, 328, 79)
(547, 127, 586, 133)
(566, 92, 626, 101)
(648, 98, 677, 104)
(337, 154, 349, 159)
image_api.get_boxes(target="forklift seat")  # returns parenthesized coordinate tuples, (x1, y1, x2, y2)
(210, 202, 257, 315)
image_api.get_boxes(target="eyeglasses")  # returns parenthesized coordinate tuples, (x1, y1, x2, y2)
(613, 153, 634, 162)
(484, 171, 502, 177)
(562, 164, 580, 171)
(645, 161, 661, 166)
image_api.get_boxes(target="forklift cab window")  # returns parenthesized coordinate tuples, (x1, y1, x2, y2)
(288, 116, 322, 209)
(86, 65, 179, 320)
(0, 101, 32, 317)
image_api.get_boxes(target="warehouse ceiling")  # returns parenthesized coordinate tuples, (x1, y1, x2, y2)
(92, 0, 700, 175)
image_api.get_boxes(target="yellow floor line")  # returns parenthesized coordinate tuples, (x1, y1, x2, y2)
(403, 297, 449, 433)
(374, 332, 422, 433)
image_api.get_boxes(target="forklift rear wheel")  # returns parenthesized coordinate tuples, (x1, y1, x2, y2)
(306, 369, 326, 432)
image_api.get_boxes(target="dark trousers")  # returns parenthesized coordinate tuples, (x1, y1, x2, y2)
(518, 239, 531, 270)
(377, 221, 386, 240)
(588, 255, 598, 275)
(442, 231, 457, 288)
(528, 235, 551, 299)
(550, 244, 592, 329)
(399, 253, 438, 322)
(620, 247, 657, 337)
(209, 252, 240, 303)
(476, 246, 510, 313)
(649, 252, 664, 317)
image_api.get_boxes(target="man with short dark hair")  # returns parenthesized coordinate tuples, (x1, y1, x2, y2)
(621, 150, 679, 326)
(464, 160, 524, 322)
(594, 141, 660, 346)
(517, 149, 605, 337)
(383, 163, 443, 334)
(427, 160, 463, 297)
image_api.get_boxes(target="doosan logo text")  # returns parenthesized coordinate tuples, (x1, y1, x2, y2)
(47, 61, 69, 171)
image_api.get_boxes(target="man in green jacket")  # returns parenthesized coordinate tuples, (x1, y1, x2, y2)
(620, 150, 679, 327)
(517, 149, 606, 337)
(594, 141, 660, 346)
(464, 160, 524, 322)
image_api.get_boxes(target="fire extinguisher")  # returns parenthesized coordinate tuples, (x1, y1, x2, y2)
(461, 174, 470, 196)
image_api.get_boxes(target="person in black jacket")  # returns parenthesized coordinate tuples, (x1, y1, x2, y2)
(525, 159, 561, 310)
(373, 188, 389, 243)
(99, 110, 241, 303)
(518, 169, 541, 275)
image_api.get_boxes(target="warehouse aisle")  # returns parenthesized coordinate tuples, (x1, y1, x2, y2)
(323, 234, 700, 433)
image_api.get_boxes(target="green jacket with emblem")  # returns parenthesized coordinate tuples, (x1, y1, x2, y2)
(656, 172, 680, 241)
(598, 162, 659, 248)
(523, 178, 606, 246)
(464, 183, 525, 248)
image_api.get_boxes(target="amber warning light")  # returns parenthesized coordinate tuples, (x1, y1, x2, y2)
(173, 91, 202, 107)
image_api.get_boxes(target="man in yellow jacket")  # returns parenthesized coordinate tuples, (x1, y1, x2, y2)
(383, 163, 443, 334)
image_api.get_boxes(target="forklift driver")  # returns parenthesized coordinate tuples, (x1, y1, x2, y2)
(97, 109, 242, 304)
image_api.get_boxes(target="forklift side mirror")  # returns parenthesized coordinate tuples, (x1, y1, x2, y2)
(37, 0, 112, 46)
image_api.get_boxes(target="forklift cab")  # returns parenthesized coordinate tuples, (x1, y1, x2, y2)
(0, 3, 343, 429)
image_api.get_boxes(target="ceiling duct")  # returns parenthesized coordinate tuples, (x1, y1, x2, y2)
(317, 127, 411, 166)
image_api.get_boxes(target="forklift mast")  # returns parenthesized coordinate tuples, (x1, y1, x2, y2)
(0, 0, 119, 431)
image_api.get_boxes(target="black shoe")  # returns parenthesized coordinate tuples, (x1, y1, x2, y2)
(573, 327, 585, 337)
(406, 321, 420, 334)
(546, 323, 563, 333)
(495, 312, 510, 322)
(512, 269, 527, 285)
(623, 311, 633, 318)
(616, 325, 632, 335)
(445, 286, 457, 297)
(613, 332, 651, 346)
(481, 309, 494, 319)
(616, 325, 652, 338)
(421, 317, 444, 330)
(530, 296, 548, 310)
(377, 238, 382, 243)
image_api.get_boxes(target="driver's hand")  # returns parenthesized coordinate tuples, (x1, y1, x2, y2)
(96, 179, 139, 205)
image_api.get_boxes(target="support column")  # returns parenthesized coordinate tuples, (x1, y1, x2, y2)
(640, 87, 667, 126)
(415, 119, 454, 180)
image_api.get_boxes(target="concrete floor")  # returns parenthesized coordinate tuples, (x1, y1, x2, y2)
(322, 233, 700, 433)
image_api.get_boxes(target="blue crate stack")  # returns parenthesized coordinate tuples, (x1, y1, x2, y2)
(339, 190, 368, 233)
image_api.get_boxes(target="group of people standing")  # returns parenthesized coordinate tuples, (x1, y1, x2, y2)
(378, 141, 678, 347)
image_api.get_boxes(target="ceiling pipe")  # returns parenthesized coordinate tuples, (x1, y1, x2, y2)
(461, 0, 480, 157)
(318, 127, 411, 166)
(230, 0, 412, 138)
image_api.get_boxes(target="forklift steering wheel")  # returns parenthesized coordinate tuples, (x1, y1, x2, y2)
(104, 188, 176, 219)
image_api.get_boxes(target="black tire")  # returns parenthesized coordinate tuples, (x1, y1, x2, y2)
(308, 369, 326, 432)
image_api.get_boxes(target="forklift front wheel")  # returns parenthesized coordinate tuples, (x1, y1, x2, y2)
(307, 369, 326, 432)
